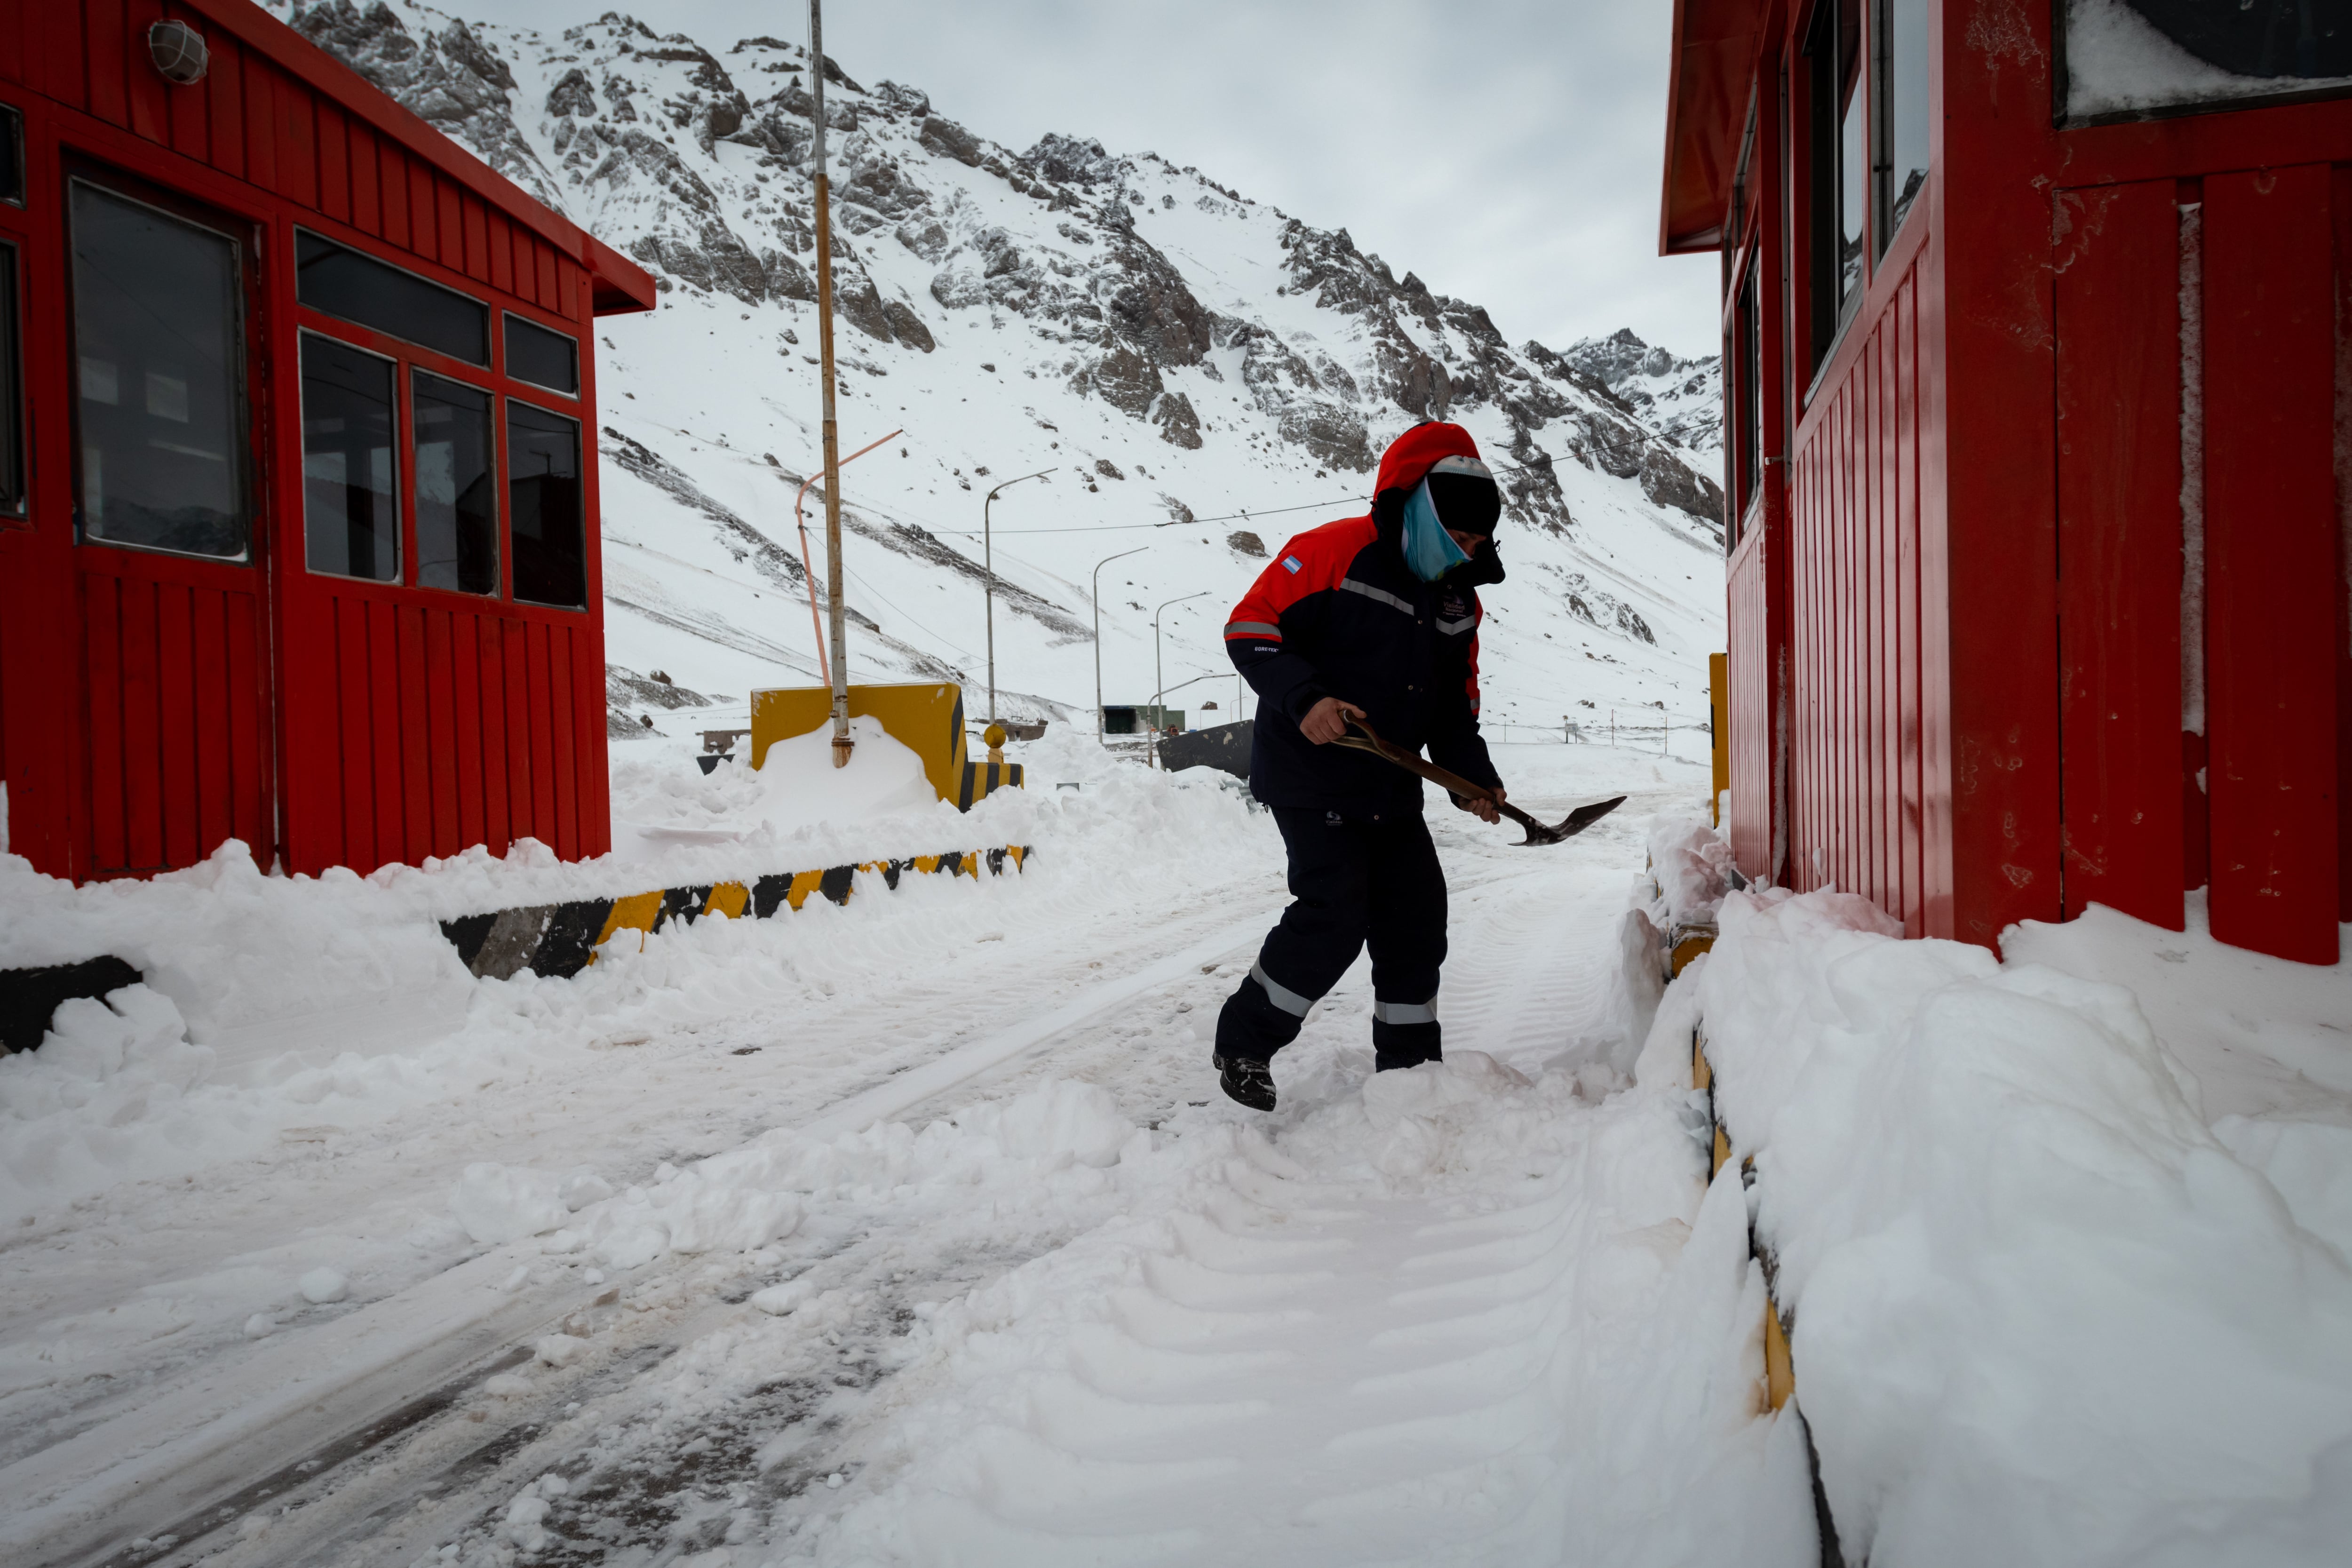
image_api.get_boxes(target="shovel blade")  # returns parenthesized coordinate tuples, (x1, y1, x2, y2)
(1517, 794, 1628, 847)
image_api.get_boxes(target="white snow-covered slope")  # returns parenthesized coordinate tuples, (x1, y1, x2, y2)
(270, 1, 1726, 745)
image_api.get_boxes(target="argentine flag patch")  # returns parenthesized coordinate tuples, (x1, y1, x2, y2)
(1282, 555, 1303, 573)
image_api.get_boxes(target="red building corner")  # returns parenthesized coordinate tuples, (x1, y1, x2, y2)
(1664, 0, 2350, 963)
(0, 0, 655, 884)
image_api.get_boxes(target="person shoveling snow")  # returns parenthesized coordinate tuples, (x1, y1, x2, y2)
(1213, 422, 1552, 1111)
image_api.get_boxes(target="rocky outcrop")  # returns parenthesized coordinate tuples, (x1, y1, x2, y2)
(286, 1, 560, 206)
(1151, 391, 1202, 449)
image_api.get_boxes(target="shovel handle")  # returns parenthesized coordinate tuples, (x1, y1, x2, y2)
(1333, 717, 1531, 824)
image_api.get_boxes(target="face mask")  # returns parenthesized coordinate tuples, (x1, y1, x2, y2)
(1402, 478, 1470, 582)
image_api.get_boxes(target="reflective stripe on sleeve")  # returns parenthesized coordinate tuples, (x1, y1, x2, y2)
(1250, 961, 1318, 1017)
(1224, 621, 1283, 639)
(1372, 994, 1438, 1025)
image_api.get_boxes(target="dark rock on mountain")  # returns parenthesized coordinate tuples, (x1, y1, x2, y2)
(1152, 392, 1202, 449)
(918, 115, 984, 167)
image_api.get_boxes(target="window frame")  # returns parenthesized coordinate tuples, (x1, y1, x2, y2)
(2054, 0, 2352, 128)
(1873, 0, 1931, 260)
(65, 173, 259, 565)
(295, 325, 405, 586)
(1736, 255, 1764, 533)
(288, 224, 593, 613)
(1799, 0, 1870, 396)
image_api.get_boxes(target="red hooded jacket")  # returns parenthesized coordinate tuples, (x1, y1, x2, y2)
(1224, 423, 1502, 815)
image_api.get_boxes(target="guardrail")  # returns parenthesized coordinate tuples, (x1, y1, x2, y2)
(438, 846, 1034, 981)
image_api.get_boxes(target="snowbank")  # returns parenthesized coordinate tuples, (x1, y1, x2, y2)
(0, 727, 1269, 1230)
(1646, 810, 1737, 928)
(1689, 887, 2352, 1566)
(610, 715, 943, 861)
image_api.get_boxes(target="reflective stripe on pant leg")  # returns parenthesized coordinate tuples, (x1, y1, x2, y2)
(1249, 961, 1318, 1018)
(1372, 993, 1438, 1025)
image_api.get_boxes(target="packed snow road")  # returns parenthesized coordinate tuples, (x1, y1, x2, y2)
(5, 741, 1802, 1568)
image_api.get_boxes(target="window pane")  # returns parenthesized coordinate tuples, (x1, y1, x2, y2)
(71, 183, 247, 558)
(1886, 0, 1930, 241)
(509, 401, 584, 608)
(2066, 0, 2352, 120)
(0, 105, 22, 207)
(302, 335, 399, 582)
(1807, 16, 1836, 374)
(0, 243, 20, 513)
(1738, 263, 1763, 519)
(505, 314, 579, 395)
(1840, 58, 1866, 303)
(414, 371, 499, 595)
(296, 231, 488, 366)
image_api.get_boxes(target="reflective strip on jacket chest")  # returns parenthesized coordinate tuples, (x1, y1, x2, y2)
(1339, 578, 1415, 617)
(1435, 615, 1475, 636)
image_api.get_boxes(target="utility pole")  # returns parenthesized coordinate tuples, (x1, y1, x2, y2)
(982, 467, 1054, 723)
(1149, 590, 1208, 770)
(810, 0, 851, 768)
(1091, 544, 1148, 743)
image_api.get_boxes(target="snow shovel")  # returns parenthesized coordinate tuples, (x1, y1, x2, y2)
(1334, 716, 1626, 846)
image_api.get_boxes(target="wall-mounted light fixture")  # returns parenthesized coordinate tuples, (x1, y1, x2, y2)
(148, 21, 209, 86)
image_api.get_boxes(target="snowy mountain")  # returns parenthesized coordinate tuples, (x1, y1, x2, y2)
(1563, 327, 1724, 467)
(273, 2, 1727, 743)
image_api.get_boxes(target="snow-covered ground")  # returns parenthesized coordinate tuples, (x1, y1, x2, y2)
(8, 723, 2352, 1566)
(1675, 885, 2352, 1567)
(4, 736, 1793, 1568)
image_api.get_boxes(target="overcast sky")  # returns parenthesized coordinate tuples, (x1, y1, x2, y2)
(456, 0, 1719, 361)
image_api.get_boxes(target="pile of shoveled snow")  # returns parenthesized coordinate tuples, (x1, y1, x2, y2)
(610, 715, 945, 862)
(1656, 882, 2352, 1567)
(0, 729, 1267, 1231)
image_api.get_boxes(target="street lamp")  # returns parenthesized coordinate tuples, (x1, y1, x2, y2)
(1149, 590, 1209, 770)
(982, 467, 1055, 722)
(1091, 545, 1149, 743)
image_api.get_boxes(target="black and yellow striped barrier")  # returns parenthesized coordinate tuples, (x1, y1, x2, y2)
(439, 846, 1033, 981)
(1693, 1027, 1843, 1561)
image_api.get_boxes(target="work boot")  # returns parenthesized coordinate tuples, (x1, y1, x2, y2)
(1215, 1054, 1277, 1112)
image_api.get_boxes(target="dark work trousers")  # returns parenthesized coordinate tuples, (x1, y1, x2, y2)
(1216, 806, 1447, 1072)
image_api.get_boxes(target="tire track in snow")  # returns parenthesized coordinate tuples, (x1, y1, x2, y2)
(851, 820, 1661, 1564)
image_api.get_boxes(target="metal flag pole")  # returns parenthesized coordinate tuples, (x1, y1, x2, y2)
(1090, 545, 1149, 743)
(810, 0, 851, 768)
(981, 467, 1054, 723)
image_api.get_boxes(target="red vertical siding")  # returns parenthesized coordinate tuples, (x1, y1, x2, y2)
(2202, 166, 2340, 964)
(1727, 529, 1775, 875)
(2054, 179, 2186, 931)
(1784, 236, 1935, 933)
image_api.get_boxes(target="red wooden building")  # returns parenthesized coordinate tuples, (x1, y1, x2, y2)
(0, 1, 654, 883)
(1664, 0, 2350, 963)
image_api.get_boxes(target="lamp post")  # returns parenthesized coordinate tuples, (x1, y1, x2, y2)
(982, 467, 1055, 723)
(1090, 545, 1149, 743)
(1149, 590, 1208, 770)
